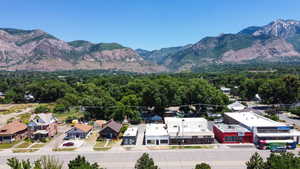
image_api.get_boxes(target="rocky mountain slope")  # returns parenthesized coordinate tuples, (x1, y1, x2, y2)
(153, 19, 300, 71)
(0, 28, 166, 72)
(1, 19, 300, 72)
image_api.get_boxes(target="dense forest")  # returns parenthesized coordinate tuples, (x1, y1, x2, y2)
(0, 66, 299, 122)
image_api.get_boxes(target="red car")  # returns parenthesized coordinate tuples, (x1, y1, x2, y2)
(63, 142, 74, 147)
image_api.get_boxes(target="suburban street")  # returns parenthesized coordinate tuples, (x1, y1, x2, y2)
(0, 147, 279, 169)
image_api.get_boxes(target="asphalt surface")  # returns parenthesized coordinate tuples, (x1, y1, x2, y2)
(0, 148, 282, 169)
(279, 113, 300, 127)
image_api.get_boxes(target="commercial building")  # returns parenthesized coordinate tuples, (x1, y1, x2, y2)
(213, 123, 253, 143)
(145, 124, 169, 145)
(165, 117, 214, 145)
(224, 112, 300, 149)
(122, 127, 138, 145)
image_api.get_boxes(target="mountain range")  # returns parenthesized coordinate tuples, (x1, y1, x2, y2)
(1, 19, 300, 72)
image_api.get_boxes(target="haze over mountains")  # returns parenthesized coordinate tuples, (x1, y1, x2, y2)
(1, 19, 300, 72)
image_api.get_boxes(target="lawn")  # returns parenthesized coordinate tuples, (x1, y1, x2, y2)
(54, 110, 84, 122)
(0, 141, 20, 149)
(30, 143, 45, 149)
(12, 149, 38, 153)
(94, 140, 107, 147)
(52, 148, 76, 152)
(93, 147, 111, 151)
(15, 141, 32, 148)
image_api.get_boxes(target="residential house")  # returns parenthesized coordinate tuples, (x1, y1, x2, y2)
(94, 120, 107, 130)
(28, 113, 57, 140)
(0, 121, 27, 143)
(227, 101, 246, 111)
(65, 123, 93, 139)
(99, 120, 122, 139)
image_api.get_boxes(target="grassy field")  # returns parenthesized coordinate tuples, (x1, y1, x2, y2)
(94, 140, 107, 147)
(93, 147, 111, 151)
(12, 149, 38, 153)
(0, 141, 20, 149)
(15, 141, 32, 148)
(30, 143, 45, 149)
(54, 111, 84, 122)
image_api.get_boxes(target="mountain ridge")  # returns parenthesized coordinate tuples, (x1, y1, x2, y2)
(1, 19, 300, 72)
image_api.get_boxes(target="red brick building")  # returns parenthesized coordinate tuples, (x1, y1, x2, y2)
(213, 123, 253, 143)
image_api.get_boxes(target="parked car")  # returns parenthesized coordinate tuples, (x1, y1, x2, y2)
(63, 142, 74, 147)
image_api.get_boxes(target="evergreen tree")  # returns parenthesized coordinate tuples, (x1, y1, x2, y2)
(246, 152, 264, 169)
(135, 153, 158, 169)
(195, 162, 211, 169)
(68, 155, 103, 169)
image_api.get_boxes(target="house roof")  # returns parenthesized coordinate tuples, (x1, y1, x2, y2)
(94, 120, 107, 127)
(0, 121, 27, 135)
(102, 119, 122, 133)
(227, 101, 246, 111)
(30, 113, 56, 125)
(74, 123, 93, 133)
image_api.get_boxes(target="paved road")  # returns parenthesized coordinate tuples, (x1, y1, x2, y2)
(279, 113, 300, 127)
(0, 148, 282, 169)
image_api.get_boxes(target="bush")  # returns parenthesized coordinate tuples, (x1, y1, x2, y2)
(53, 104, 67, 113)
(34, 105, 50, 113)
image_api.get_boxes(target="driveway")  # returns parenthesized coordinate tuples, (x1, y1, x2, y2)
(38, 124, 70, 153)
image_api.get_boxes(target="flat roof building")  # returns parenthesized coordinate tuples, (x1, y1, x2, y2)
(144, 124, 169, 145)
(224, 112, 300, 149)
(165, 117, 214, 145)
(213, 123, 253, 143)
(122, 127, 138, 145)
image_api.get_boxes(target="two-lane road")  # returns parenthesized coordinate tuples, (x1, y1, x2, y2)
(0, 148, 278, 169)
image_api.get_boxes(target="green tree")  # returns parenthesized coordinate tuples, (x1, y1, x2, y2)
(265, 152, 300, 169)
(246, 152, 264, 169)
(135, 153, 158, 169)
(68, 155, 103, 169)
(195, 163, 211, 169)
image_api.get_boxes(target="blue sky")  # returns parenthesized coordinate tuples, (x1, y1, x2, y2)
(1, 0, 300, 50)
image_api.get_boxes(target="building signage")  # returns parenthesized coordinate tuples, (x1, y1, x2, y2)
(277, 126, 290, 130)
(238, 132, 245, 136)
